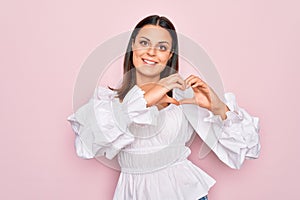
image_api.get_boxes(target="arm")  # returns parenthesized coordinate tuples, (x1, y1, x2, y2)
(140, 73, 185, 107)
(67, 87, 134, 159)
(175, 75, 261, 169)
(67, 83, 178, 159)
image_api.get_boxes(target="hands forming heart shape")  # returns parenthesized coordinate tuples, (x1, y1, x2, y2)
(140, 74, 229, 119)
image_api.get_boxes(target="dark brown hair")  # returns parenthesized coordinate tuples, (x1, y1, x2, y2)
(111, 15, 179, 100)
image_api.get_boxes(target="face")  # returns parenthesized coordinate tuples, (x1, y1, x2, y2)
(132, 24, 173, 83)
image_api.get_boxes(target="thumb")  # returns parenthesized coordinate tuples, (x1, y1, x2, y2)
(165, 96, 180, 105)
(179, 98, 196, 105)
(159, 95, 180, 105)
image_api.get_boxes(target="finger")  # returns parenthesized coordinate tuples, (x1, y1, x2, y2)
(185, 74, 204, 82)
(189, 77, 207, 89)
(157, 94, 180, 106)
(185, 74, 195, 81)
(165, 96, 180, 105)
(172, 74, 185, 85)
(185, 76, 203, 88)
(184, 75, 196, 86)
(160, 73, 180, 85)
(160, 74, 186, 90)
(191, 81, 206, 88)
(179, 98, 197, 105)
(175, 76, 186, 90)
(169, 82, 185, 90)
(163, 74, 185, 90)
(186, 77, 200, 88)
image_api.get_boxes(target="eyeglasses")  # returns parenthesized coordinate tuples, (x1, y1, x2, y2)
(133, 38, 173, 53)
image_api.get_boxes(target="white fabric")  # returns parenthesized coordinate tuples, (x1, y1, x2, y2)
(67, 85, 261, 200)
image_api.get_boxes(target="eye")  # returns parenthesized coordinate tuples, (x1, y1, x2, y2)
(158, 45, 167, 51)
(139, 40, 149, 47)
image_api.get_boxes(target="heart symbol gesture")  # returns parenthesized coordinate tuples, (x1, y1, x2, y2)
(140, 74, 229, 119)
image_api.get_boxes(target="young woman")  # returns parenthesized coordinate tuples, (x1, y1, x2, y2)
(67, 15, 260, 200)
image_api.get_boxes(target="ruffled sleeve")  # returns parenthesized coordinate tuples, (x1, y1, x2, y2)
(67, 85, 159, 160)
(66, 87, 134, 160)
(174, 88, 261, 169)
(122, 85, 159, 125)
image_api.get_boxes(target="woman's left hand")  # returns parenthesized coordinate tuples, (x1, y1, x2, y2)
(179, 75, 229, 120)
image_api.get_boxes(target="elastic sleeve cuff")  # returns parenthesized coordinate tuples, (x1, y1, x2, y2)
(203, 92, 248, 127)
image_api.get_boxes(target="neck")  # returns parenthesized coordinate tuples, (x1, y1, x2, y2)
(136, 74, 160, 86)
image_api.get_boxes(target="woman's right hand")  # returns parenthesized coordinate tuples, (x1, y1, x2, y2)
(141, 73, 185, 107)
(158, 73, 186, 91)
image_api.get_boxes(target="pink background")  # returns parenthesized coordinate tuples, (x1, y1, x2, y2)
(1, 0, 299, 199)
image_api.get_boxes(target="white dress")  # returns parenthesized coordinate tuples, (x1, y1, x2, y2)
(67, 85, 261, 200)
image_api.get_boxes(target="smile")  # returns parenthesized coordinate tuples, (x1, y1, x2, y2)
(142, 58, 158, 65)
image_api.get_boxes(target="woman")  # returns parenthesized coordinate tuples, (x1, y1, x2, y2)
(67, 15, 260, 200)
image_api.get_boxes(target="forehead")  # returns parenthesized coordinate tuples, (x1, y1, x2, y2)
(136, 24, 172, 43)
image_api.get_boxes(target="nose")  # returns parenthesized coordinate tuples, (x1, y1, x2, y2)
(147, 46, 156, 56)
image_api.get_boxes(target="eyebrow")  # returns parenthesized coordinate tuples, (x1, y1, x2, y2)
(139, 36, 170, 45)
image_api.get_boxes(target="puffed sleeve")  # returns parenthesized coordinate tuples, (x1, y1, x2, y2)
(122, 85, 159, 125)
(66, 87, 134, 160)
(67, 85, 159, 160)
(174, 88, 261, 169)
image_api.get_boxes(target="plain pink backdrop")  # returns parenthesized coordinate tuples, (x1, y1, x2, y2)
(1, 0, 299, 199)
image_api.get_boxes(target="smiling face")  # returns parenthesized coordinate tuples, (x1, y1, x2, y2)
(132, 24, 173, 85)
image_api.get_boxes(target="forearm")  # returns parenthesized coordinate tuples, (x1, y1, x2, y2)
(211, 102, 230, 120)
(141, 84, 168, 107)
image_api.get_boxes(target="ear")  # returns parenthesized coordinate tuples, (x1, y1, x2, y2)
(168, 51, 173, 60)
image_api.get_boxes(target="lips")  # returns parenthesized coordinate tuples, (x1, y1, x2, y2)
(142, 58, 158, 65)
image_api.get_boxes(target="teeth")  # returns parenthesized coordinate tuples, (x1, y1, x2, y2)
(143, 59, 156, 65)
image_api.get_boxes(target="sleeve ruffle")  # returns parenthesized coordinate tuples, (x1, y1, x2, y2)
(67, 85, 160, 160)
(122, 85, 159, 126)
(174, 88, 261, 169)
(67, 87, 134, 160)
(202, 92, 261, 169)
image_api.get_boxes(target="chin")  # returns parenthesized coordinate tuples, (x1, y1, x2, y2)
(135, 64, 166, 78)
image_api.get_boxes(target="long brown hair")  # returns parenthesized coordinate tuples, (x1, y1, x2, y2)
(111, 15, 179, 100)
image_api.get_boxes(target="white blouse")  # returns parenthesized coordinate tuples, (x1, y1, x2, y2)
(67, 85, 261, 200)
